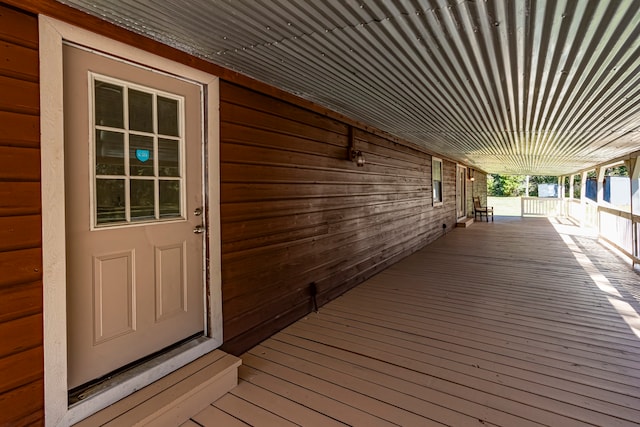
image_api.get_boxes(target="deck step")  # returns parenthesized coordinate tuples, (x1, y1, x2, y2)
(74, 350, 242, 427)
(456, 217, 474, 227)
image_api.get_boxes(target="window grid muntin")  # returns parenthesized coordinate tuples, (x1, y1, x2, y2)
(91, 73, 185, 228)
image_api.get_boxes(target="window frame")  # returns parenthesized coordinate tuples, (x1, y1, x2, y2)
(89, 73, 187, 229)
(432, 157, 444, 207)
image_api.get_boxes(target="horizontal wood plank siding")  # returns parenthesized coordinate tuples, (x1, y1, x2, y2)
(0, 3, 44, 426)
(220, 82, 459, 353)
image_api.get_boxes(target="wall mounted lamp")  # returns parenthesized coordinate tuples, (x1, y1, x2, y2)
(347, 126, 366, 167)
(350, 149, 366, 167)
(468, 168, 475, 181)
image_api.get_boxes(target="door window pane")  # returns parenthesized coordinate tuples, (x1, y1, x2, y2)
(130, 180, 155, 221)
(96, 179, 126, 224)
(157, 96, 179, 136)
(128, 89, 153, 132)
(95, 81, 124, 128)
(95, 130, 124, 175)
(159, 138, 180, 177)
(92, 74, 186, 227)
(159, 180, 181, 218)
(129, 135, 154, 176)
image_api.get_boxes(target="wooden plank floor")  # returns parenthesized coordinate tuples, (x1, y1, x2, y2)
(190, 217, 640, 426)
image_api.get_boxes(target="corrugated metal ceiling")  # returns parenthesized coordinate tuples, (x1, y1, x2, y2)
(60, 0, 640, 175)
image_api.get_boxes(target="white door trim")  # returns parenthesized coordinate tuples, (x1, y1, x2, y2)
(39, 16, 222, 426)
(457, 164, 468, 220)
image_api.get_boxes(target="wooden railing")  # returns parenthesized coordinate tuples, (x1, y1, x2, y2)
(521, 197, 639, 266)
(566, 200, 639, 266)
(567, 199, 598, 229)
(597, 206, 640, 265)
(521, 197, 564, 217)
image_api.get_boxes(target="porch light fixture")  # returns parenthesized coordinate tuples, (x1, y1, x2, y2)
(351, 149, 366, 167)
(347, 126, 366, 167)
(469, 168, 475, 181)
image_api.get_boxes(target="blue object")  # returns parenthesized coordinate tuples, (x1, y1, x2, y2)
(136, 149, 150, 162)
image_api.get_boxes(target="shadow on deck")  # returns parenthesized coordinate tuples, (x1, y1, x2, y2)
(189, 216, 640, 426)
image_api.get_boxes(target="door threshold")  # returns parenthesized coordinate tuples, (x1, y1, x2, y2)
(64, 336, 220, 426)
(72, 350, 241, 426)
(70, 333, 207, 405)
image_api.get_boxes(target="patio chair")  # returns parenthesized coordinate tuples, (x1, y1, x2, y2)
(473, 196, 494, 222)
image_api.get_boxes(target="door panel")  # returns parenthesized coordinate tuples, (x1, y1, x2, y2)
(93, 251, 134, 343)
(155, 243, 187, 321)
(63, 45, 205, 389)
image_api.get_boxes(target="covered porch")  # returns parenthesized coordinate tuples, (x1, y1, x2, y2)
(189, 216, 640, 426)
(2, 2, 640, 425)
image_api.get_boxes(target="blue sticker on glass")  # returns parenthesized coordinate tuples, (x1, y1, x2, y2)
(136, 149, 150, 162)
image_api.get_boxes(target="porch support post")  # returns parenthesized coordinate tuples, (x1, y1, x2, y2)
(569, 175, 575, 200)
(580, 171, 588, 226)
(625, 158, 637, 211)
(558, 176, 564, 216)
(558, 176, 563, 198)
(567, 175, 575, 218)
(629, 158, 639, 216)
(631, 157, 640, 180)
(597, 167, 605, 205)
(596, 167, 606, 237)
(626, 158, 638, 263)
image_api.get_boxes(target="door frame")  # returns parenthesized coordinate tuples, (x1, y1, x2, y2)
(456, 164, 468, 220)
(40, 16, 222, 426)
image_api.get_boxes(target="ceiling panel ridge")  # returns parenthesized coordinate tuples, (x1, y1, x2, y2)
(59, 0, 640, 175)
(417, 3, 510, 151)
(552, 3, 640, 136)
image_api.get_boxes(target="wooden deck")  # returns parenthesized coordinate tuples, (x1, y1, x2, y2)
(188, 217, 640, 426)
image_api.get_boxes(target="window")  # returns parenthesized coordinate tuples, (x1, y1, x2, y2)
(91, 74, 185, 226)
(432, 157, 443, 206)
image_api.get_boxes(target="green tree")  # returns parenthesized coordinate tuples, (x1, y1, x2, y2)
(572, 174, 581, 198)
(488, 174, 525, 196)
(606, 165, 628, 176)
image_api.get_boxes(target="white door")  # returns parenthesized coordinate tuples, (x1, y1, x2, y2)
(63, 45, 206, 389)
(457, 165, 467, 219)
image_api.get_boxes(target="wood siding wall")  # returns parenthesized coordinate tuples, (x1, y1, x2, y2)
(0, 3, 44, 426)
(475, 173, 489, 205)
(219, 82, 459, 354)
(0, 2, 483, 421)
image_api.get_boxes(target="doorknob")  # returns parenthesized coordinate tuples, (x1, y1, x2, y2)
(193, 225, 205, 234)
